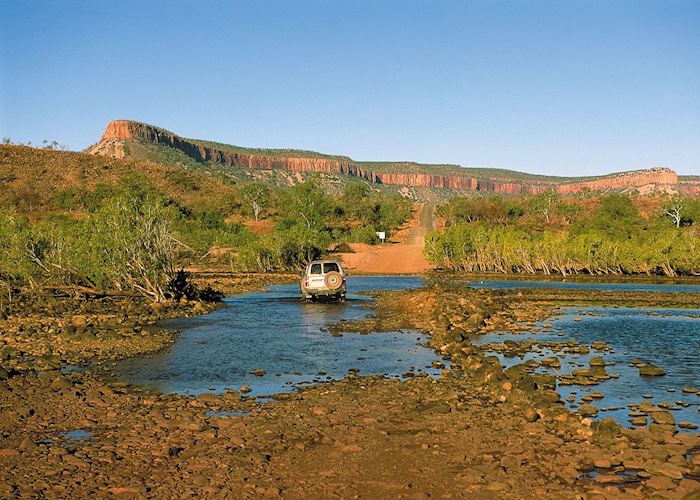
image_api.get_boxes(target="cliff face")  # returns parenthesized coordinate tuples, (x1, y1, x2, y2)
(679, 179, 700, 195)
(94, 120, 680, 194)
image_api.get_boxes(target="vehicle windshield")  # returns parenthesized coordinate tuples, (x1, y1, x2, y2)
(323, 262, 340, 273)
(309, 263, 322, 275)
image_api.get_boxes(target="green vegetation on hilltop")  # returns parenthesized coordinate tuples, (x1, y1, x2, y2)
(188, 137, 353, 161)
(426, 192, 700, 276)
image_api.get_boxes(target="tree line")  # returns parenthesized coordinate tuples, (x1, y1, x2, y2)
(1, 176, 412, 301)
(426, 192, 700, 276)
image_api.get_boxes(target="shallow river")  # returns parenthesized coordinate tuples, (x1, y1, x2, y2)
(114, 276, 440, 397)
(474, 305, 700, 429)
(468, 279, 700, 294)
(115, 276, 699, 429)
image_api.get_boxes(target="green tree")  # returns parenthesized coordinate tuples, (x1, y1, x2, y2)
(240, 182, 270, 222)
(661, 195, 699, 228)
(288, 180, 331, 230)
(527, 190, 561, 223)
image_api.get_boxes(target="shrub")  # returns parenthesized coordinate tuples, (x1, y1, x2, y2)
(349, 225, 380, 244)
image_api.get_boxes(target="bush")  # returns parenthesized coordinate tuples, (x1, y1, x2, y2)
(3, 189, 181, 301)
(349, 225, 380, 244)
(237, 226, 329, 271)
(0, 208, 42, 286)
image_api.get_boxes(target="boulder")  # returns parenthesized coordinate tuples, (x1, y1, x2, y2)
(651, 411, 675, 426)
(638, 364, 666, 377)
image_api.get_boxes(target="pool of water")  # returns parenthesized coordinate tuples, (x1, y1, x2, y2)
(62, 429, 93, 441)
(468, 279, 700, 293)
(114, 276, 442, 396)
(475, 306, 700, 429)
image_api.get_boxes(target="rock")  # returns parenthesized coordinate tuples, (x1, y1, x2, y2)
(250, 369, 266, 377)
(239, 385, 252, 394)
(594, 474, 623, 484)
(649, 423, 676, 435)
(589, 357, 606, 367)
(196, 393, 220, 403)
(644, 475, 677, 491)
(646, 462, 684, 480)
(679, 479, 700, 495)
(19, 437, 37, 451)
(499, 455, 521, 471)
(638, 364, 666, 377)
(578, 404, 599, 417)
(651, 411, 675, 426)
(50, 376, 73, 392)
(540, 357, 560, 368)
(630, 416, 648, 426)
(486, 481, 508, 492)
(592, 455, 612, 469)
(591, 418, 622, 446)
(522, 407, 540, 422)
(682, 387, 699, 394)
(679, 421, 698, 430)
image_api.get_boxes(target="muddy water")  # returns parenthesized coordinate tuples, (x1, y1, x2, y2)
(114, 276, 441, 396)
(475, 305, 700, 429)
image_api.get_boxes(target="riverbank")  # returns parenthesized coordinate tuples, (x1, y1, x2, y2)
(1, 275, 699, 498)
(0, 272, 296, 368)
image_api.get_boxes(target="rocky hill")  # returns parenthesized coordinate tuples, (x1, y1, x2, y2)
(89, 120, 689, 196)
(0, 144, 238, 214)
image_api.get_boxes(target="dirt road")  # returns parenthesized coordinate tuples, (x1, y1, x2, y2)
(340, 204, 435, 274)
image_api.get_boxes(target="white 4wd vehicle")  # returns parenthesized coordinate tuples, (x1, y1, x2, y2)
(300, 260, 347, 302)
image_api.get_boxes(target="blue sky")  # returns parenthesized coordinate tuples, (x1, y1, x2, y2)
(1, 0, 699, 176)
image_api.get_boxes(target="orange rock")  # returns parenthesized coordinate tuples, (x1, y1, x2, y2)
(95, 120, 682, 194)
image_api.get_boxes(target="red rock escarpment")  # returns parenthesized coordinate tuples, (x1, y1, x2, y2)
(679, 179, 700, 195)
(97, 120, 680, 194)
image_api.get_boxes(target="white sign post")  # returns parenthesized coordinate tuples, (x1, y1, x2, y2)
(376, 231, 386, 243)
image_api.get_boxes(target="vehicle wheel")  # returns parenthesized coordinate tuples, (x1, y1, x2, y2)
(324, 271, 343, 290)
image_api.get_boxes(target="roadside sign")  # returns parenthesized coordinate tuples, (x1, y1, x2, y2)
(376, 231, 386, 243)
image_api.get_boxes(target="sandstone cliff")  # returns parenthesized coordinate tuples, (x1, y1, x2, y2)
(91, 120, 681, 195)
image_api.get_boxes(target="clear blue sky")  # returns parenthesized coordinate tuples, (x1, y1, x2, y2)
(1, 0, 699, 176)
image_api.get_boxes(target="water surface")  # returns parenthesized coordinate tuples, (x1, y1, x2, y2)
(475, 306, 700, 428)
(468, 279, 700, 293)
(114, 275, 699, 430)
(114, 276, 440, 396)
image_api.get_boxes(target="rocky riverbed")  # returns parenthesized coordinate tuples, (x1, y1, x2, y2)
(1, 276, 699, 498)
